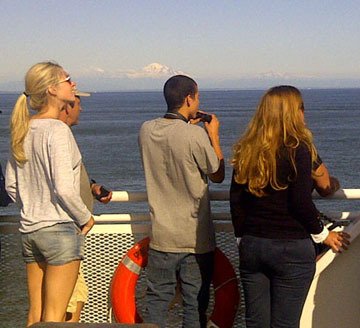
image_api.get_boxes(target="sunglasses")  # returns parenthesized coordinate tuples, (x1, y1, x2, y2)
(57, 76, 72, 84)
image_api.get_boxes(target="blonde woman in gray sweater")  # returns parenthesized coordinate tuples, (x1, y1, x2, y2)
(6, 62, 94, 326)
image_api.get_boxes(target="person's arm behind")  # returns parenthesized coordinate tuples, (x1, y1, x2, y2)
(4, 159, 17, 203)
(90, 182, 112, 204)
(313, 162, 340, 197)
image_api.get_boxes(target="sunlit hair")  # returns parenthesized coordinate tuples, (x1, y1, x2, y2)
(231, 85, 317, 197)
(10, 61, 64, 164)
(163, 75, 197, 112)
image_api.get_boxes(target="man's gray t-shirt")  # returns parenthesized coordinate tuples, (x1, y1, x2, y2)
(139, 118, 220, 254)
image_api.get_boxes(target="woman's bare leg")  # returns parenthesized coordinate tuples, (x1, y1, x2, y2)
(26, 262, 46, 327)
(42, 260, 80, 322)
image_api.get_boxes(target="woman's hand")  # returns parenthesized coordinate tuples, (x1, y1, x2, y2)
(81, 216, 95, 235)
(323, 231, 350, 252)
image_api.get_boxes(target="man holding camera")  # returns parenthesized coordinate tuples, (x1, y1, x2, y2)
(139, 75, 224, 328)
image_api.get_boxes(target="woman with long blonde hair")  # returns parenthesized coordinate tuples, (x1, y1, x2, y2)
(230, 85, 349, 328)
(6, 61, 94, 326)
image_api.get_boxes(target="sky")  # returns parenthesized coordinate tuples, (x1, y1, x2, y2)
(1, 0, 360, 91)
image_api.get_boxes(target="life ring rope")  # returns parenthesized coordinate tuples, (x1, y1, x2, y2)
(207, 320, 221, 328)
(122, 255, 142, 275)
(213, 276, 238, 292)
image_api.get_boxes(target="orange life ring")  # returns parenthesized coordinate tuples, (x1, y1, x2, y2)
(110, 237, 149, 323)
(208, 248, 240, 328)
(110, 237, 240, 327)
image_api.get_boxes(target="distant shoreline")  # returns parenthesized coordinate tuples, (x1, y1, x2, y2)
(1, 87, 360, 94)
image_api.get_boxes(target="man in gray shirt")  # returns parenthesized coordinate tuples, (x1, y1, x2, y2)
(139, 75, 224, 328)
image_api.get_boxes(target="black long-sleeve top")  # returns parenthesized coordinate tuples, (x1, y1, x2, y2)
(230, 144, 323, 239)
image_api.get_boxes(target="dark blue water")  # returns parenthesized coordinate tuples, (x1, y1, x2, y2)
(1, 89, 360, 216)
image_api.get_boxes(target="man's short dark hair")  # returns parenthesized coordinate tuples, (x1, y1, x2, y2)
(163, 75, 198, 112)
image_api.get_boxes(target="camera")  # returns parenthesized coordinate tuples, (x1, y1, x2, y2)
(195, 112, 212, 123)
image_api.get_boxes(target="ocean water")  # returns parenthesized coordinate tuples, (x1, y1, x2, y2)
(1, 89, 360, 327)
(1, 88, 360, 216)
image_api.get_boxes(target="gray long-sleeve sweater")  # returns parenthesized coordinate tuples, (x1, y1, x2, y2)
(6, 119, 91, 233)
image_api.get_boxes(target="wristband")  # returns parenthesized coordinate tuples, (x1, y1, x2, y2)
(311, 226, 330, 243)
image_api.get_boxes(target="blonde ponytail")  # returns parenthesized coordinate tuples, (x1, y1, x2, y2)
(10, 94, 30, 163)
(9, 61, 63, 164)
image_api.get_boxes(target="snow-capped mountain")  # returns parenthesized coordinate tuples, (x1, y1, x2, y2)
(126, 63, 184, 78)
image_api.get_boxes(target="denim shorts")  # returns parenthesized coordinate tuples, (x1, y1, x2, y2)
(21, 222, 85, 265)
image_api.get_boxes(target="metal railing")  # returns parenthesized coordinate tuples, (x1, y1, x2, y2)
(94, 188, 360, 224)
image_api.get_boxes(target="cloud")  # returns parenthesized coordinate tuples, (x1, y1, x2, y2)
(72, 66, 107, 77)
(256, 71, 316, 80)
(126, 63, 184, 79)
(92, 67, 105, 74)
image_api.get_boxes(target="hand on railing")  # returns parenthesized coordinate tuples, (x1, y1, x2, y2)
(323, 231, 351, 253)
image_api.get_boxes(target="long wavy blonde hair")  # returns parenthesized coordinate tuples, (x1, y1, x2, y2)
(231, 85, 317, 197)
(10, 61, 64, 164)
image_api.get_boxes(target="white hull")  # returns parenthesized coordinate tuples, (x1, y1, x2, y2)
(301, 215, 360, 328)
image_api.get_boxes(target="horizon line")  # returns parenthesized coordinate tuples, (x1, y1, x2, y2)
(1, 86, 360, 94)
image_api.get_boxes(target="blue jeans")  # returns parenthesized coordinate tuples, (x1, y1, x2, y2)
(145, 249, 214, 328)
(239, 235, 316, 328)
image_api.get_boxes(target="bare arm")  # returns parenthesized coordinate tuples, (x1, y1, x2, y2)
(313, 163, 340, 197)
(208, 159, 225, 183)
(204, 114, 224, 183)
